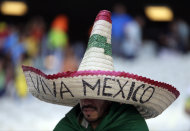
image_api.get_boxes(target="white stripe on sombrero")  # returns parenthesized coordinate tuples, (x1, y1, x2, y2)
(80, 61, 113, 69)
(83, 48, 113, 61)
(81, 50, 113, 66)
(90, 20, 111, 44)
(82, 57, 113, 66)
(83, 57, 113, 67)
(79, 64, 113, 71)
(92, 20, 112, 29)
(78, 47, 114, 71)
(91, 24, 111, 36)
(79, 61, 113, 70)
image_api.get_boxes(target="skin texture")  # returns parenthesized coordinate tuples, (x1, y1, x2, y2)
(80, 99, 111, 129)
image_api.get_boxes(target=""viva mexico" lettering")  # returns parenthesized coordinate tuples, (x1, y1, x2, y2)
(29, 74, 155, 104)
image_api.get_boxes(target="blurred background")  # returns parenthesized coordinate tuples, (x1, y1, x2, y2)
(0, 0, 190, 130)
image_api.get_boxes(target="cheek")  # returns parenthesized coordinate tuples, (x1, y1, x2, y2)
(96, 104, 106, 116)
(97, 110, 104, 118)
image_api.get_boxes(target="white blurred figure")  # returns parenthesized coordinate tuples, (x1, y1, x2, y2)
(122, 15, 145, 59)
(166, 18, 190, 54)
(176, 18, 190, 53)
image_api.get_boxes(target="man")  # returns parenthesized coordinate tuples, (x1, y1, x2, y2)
(22, 10, 180, 131)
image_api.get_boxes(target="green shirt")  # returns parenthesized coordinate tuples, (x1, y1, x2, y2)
(54, 102, 149, 131)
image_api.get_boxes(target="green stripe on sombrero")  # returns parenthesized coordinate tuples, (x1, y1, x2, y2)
(87, 34, 112, 56)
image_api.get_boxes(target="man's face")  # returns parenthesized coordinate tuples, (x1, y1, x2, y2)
(80, 99, 111, 122)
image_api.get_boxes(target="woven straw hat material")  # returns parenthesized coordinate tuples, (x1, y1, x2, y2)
(112, 78, 175, 109)
(83, 47, 113, 61)
(22, 10, 180, 119)
(79, 61, 113, 69)
(81, 58, 113, 68)
(91, 20, 112, 43)
(80, 50, 113, 64)
(92, 22, 112, 34)
(24, 64, 178, 119)
(78, 47, 114, 71)
(91, 22, 111, 34)
(27, 71, 175, 107)
(95, 15, 111, 22)
(24, 62, 178, 118)
(79, 18, 113, 71)
(79, 65, 113, 72)
(82, 53, 113, 64)
(27, 74, 172, 119)
(91, 30, 111, 44)
(151, 90, 175, 105)
(26, 71, 171, 112)
(95, 13, 112, 22)
(93, 20, 112, 28)
(91, 25, 111, 42)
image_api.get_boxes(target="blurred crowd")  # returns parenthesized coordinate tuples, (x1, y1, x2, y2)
(0, 3, 190, 108)
(111, 3, 190, 59)
(0, 15, 84, 99)
(156, 18, 190, 55)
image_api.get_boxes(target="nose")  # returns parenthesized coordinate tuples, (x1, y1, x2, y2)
(80, 99, 93, 105)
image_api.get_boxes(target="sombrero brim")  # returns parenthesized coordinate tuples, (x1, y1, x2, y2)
(22, 65, 179, 119)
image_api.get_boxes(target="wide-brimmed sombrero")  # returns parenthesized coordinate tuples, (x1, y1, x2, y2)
(22, 10, 180, 119)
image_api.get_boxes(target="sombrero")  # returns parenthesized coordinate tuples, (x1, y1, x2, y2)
(22, 10, 180, 119)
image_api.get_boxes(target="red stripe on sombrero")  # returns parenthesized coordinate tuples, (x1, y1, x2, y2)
(22, 65, 180, 98)
(95, 10, 112, 23)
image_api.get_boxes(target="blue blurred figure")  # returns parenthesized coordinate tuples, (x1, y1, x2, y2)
(111, 3, 133, 57)
(3, 25, 26, 66)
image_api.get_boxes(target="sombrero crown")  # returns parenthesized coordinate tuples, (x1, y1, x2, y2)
(22, 10, 180, 119)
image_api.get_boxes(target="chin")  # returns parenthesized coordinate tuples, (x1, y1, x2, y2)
(85, 116, 98, 122)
